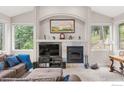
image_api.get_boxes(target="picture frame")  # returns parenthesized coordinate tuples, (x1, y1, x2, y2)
(60, 33, 65, 39)
(50, 19, 75, 33)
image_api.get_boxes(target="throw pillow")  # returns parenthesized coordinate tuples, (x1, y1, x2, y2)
(0, 62, 4, 71)
(6, 56, 20, 67)
(63, 75, 70, 81)
(17, 54, 33, 70)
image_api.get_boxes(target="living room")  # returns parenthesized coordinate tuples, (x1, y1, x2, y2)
(0, 6, 124, 81)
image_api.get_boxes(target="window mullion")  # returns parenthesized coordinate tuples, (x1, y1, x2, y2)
(102, 26, 105, 49)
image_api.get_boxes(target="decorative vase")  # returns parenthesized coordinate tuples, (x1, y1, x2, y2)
(44, 35, 46, 40)
(84, 55, 89, 69)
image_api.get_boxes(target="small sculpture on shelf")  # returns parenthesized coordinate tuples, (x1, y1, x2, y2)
(69, 35, 73, 40)
(52, 36, 56, 40)
(78, 36, 81, 40)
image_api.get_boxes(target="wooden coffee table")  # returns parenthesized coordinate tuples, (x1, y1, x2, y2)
(109, 55, 124, 74)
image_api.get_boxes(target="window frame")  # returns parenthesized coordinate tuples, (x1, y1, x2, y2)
(118, 23, 124, 50)
(12, 23, 34, 51)
(0, 23, 5, 51)
(90, 23, 112, 51)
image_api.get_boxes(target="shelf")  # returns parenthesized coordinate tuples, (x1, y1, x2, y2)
(38, 62, 66, 68)
(37, 39, 87, 43)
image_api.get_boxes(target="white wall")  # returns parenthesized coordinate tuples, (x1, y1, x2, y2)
(38, 6, 88, 21)
(114, 12, 124, 22)
(0, 13, 11, 54)
(0, 13, 10, 21)
(11, 11, 35, 23)
(39, 16, 85, 40)
(90, 11, 113, 23)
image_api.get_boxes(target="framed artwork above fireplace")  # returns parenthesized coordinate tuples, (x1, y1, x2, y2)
(50, 19, 75, 33)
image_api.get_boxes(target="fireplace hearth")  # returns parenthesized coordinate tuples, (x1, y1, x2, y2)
(67, 46, 83, 63)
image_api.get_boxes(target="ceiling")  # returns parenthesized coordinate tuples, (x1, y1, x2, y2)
(0, 6, 124, 17)
(90, 6, 124, 17)
(0, 6, 34, 17)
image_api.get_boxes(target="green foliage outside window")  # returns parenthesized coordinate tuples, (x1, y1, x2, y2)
(91, 25, 110, 49)
(15, 25, 33, 49)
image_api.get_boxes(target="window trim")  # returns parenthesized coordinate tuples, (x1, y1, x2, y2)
(0, 23, 5, 51)
(12, 23, 34, 51)
(119, 23, 124, 49)
(90, 23, 112, 51)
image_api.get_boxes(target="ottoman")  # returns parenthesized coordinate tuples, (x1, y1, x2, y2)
(25, 68, 63, 81)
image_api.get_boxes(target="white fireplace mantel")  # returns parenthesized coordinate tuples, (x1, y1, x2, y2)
(36, 39, 88, 43)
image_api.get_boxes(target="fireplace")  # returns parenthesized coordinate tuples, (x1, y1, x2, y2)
(67, 46, 83, 63)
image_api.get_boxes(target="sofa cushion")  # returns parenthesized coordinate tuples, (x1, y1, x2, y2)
(56, 76, 64, 81)
(9, 63, 26, 78)
(6, 56, 20, 67)
(0, 70, 16, 78)
(0, 54, 6, 61)
(0, 62, 5, 71)
(10, 63, 25, 74)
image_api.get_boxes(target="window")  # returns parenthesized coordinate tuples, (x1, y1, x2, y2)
(0, 23, 5, 50)
(119, 23, 124, 49)
(91, 25, 110, 50)
(14, 25, 33, 50)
